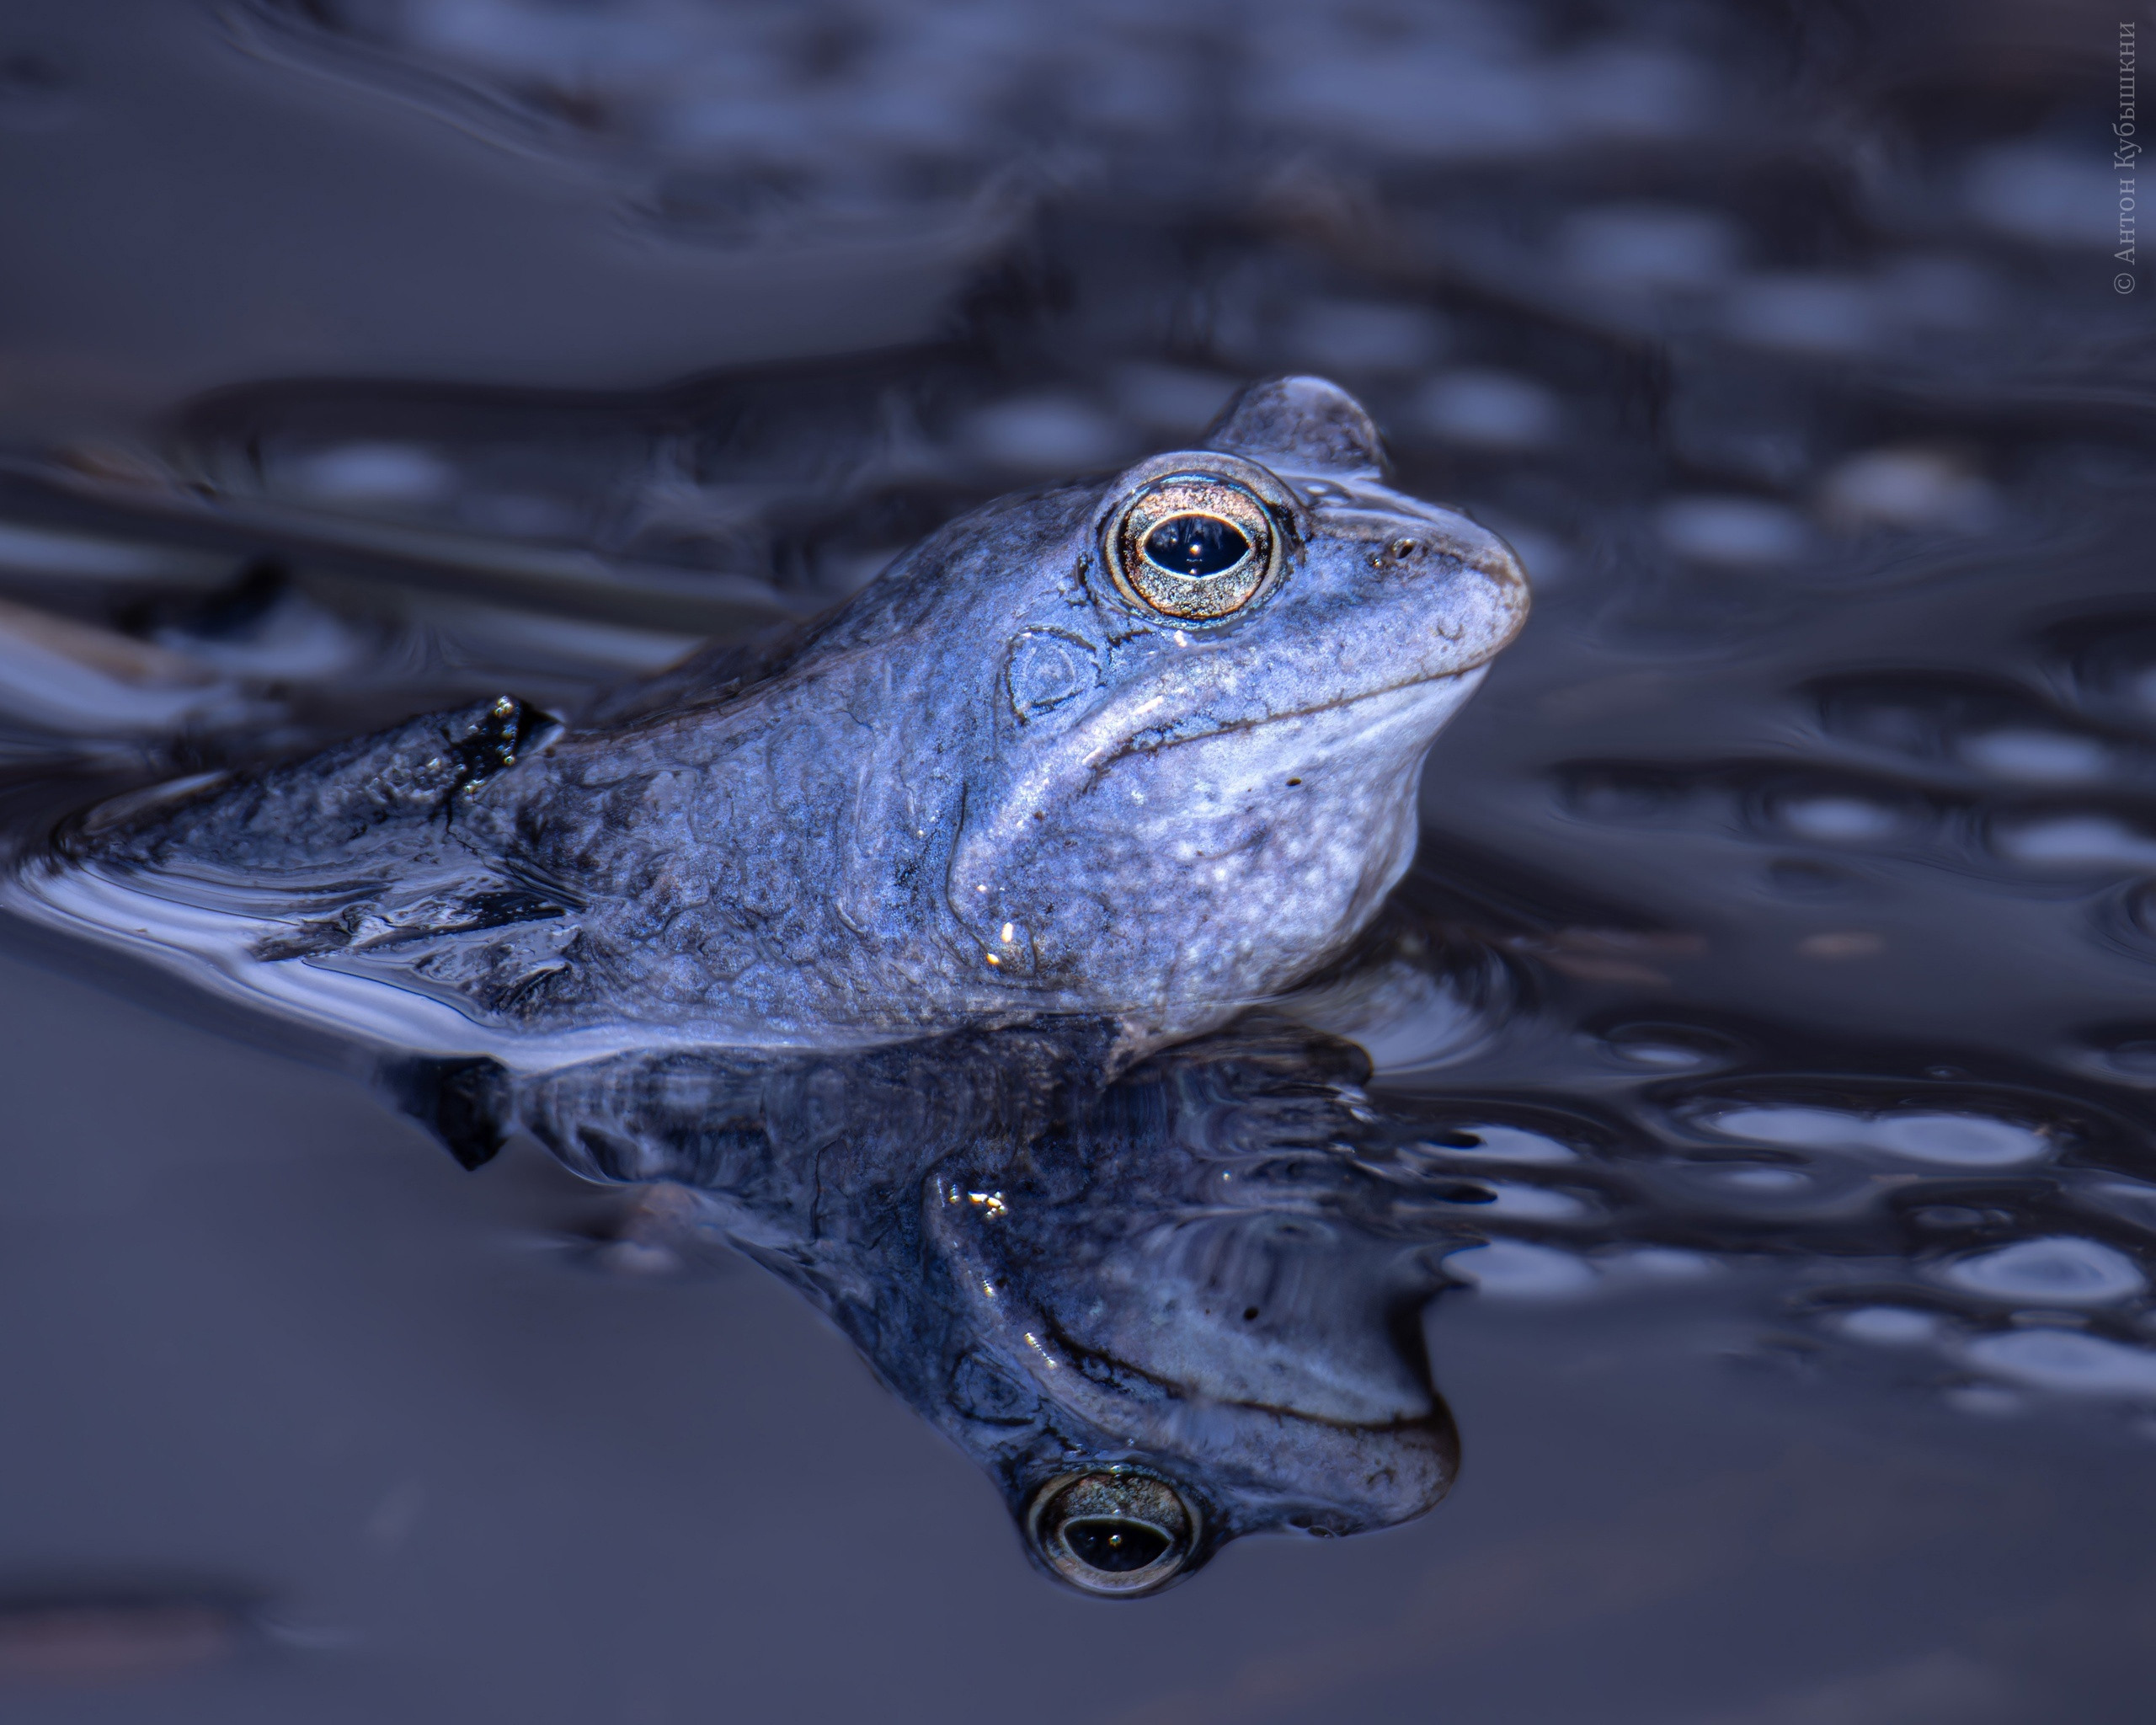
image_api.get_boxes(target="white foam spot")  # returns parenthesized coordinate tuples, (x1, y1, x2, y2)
(1866, 1114, 2050, 1166)
(1444, 1241, 1596, 1300)
(1613, 1247, 1718, 1280)
(1709, 1107, 1853, 1147)
(2082, 1180, 2156, 1227)
(1108, 364, 1241, 437)
(1259, 43, 1556, 163)
(1555, 45, 1705, 143)
(1707, 1107, 2048, 1167)
(1722, 273, 1883, 355)
(1817, 447, 1999, 535)
(1991, 815, 2156, 870)
(962, 395, 1130, 476)
(1836, 1306, 1941, 1345)
(1957, 729, 2111, 784)
(1284, 300, 1447, 375)
(1657, 495, 1811, 567)
(1964, 1328, 2156, 1397)
(1476, 1183, 1589, 1220)
(1965, 143, 2121, 248)
(290, 443, 455, 505)
(1425, 1126, 1577, 1164)
(0, 521, 230, 584)
(1559, 203, 1738, 291)
(1412, 370, 1561, 451)
(1611, 1040, 1713, 1069)
(1777, 796, 1908, 842)
(1940, 1238, 2146, 1306)
(1716, 1165, 1810, 1194)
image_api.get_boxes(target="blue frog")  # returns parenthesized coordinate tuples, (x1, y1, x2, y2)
(10, 378, 1526, 1067)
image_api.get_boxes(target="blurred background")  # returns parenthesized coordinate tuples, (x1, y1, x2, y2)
(0, 1, 2151, 1720)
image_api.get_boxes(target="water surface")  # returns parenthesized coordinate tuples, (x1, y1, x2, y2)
(0, 0, 2149, 1717)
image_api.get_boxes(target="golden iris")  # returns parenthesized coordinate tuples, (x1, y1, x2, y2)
(1105, 473, 1279, 621)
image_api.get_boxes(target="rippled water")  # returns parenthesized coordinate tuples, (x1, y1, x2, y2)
(0, 0, 2149, 1718)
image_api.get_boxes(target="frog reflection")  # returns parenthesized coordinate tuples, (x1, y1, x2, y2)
(410, 1020, 1465, 1596)
(10, 377, 1527, 1067)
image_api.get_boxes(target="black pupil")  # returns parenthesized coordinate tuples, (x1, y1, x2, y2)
(1143, 514, 1251, 578)
(1063, 1518, 1172, 1573)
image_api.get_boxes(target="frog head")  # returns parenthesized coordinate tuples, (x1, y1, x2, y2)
(914, 376, 1529, 1039)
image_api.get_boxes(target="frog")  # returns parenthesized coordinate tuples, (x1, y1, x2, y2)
(7, 376, 1529, 1069)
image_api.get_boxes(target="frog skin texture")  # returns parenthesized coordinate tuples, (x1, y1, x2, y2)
(12, 377, 1528, 1068)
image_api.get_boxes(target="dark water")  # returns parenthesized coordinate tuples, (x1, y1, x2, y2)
(1, 0, 2153, 1717)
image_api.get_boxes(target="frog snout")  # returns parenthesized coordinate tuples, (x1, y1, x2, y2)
(1364, 525, 1531, 617)
(1467, 534, 1531, 609)
(1467, 537, 1533, 650)
(1379, 527, 1531, 660)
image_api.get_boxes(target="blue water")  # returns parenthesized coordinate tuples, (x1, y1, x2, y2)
(0, 0, 2148, 1717)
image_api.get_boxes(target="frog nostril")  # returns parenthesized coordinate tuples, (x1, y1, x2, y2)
(1369, 536, 1429, 572)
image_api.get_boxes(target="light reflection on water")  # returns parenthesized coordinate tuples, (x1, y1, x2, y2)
(0, 0, 2148, 1714)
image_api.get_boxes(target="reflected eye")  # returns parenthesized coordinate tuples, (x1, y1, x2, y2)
(1105, 473, 1280, 622)
(1025, 1470, 1198, 1596)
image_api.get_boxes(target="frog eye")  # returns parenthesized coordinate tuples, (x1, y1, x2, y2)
(1024, 1470, 1199, 1596)
(1104, 473, 1282, 622)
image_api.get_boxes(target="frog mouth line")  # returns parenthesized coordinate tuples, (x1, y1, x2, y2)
(1252, 662, 1489, 727)
(1095, 665, 1486, 772)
